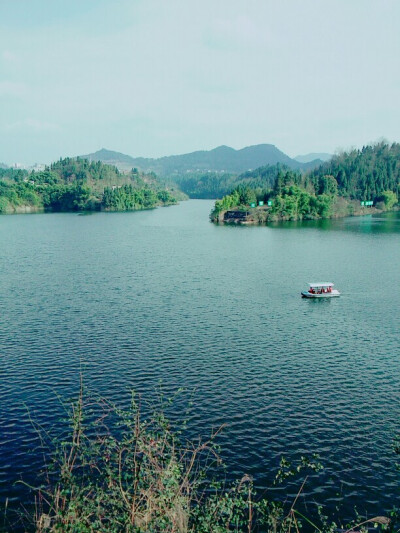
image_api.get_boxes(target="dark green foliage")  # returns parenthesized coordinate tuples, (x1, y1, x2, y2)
(235, 184, 257, 205)
(0, 196, 10, 213)
(380, 190, 398, 211)
(211, 184, 262, 219)
(170, 172, 237, 199)
(0, 167, 28, 182)
(273, 168, 302, 195)
(29, 170, 59, 186)
(0, 158, 177, 214)
(211, 143, 400, 222)
(271, 186, 333, 220)
(49, 157, 120, 183)
(212, 190, 241, 217)
(102, 185, 159, 211)
(211, 169, 311, 221)
(317, 175, 338, 196)
(41, 183, 92, 211)
(309, 142, 400, 202)
(157, 189, 176, 204)
(174, 164, 291, 199)
(211, 181, 333, 222)
(0, 180, 43, 212)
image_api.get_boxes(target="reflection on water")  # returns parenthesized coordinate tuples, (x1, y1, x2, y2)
(268, 211, 400, 234)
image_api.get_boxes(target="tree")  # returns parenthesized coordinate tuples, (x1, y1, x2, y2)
(381, 190, 397, 211)
(236, 185, 256, 206)
(318, 175, 338, 196)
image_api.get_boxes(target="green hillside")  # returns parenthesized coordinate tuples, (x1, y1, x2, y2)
(170, 164, 293, 199)
(308, 141, 400, 201)
(211, 142, 400, 223)
(0, 158, 182, 214)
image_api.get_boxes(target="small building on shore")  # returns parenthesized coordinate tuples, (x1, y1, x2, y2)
(224, 210, 250, 222)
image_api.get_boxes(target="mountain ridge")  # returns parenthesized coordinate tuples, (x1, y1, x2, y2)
(80, 144, 322, 175)
(294, 152, 332, 163)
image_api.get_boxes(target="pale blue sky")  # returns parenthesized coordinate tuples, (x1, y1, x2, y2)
(0, 0, 399, 164)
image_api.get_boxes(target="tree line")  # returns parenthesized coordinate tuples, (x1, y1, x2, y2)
(171, 165, 281, 199)
(0, 158, 178, 213)
(211, 142, 400, 221)
(308, 141, 400, 201)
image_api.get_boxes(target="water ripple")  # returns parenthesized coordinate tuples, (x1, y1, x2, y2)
(1, 203, 400, 526)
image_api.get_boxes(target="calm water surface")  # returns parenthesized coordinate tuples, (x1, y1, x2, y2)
(1, 201, 400, 525)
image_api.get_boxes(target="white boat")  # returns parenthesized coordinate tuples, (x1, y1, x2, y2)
(301, 282, 340, 298)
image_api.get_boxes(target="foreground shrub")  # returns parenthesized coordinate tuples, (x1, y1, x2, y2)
(16, 382, 393, 532)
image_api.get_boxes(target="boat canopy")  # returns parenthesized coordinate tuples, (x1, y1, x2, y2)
(308, 282, 334, 287)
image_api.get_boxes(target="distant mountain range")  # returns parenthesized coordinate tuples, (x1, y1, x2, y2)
(80, 144, 324, 176)
(294, 152, 332, 163)
(0, 162, 8, 169)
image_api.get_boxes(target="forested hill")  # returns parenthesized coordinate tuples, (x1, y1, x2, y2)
(294, 152, 332, 163)
(211, 142, 400, 223)
(80, 149, 138, 172)
(81, 144, 322, 176)
(172, 164, 288, 199)
(0, 157, 182, 214)
(308, 142, 400, 201)
(150, 144, 298, 174)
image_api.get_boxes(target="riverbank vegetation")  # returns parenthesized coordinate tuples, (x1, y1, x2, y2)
(9, 386, 396, 532)
(211, 142, 400, 223)
(0, 158, 183, 214)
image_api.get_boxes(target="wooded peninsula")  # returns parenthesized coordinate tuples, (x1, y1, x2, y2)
(210, 142, 400, 223)
(0, 158, 182, 214)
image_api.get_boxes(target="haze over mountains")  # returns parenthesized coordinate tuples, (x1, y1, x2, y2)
(80, 144, 327, 176)
(294, 152, 332, 163)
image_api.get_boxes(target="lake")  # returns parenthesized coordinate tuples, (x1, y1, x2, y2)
(1, 200, 400, 527)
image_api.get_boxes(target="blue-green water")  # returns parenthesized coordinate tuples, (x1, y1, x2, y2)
(1, 201, 400, 525)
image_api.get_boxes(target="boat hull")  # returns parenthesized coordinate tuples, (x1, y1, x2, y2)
(301, 291, 340, 298)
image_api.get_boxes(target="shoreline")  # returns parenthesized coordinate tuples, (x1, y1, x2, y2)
(211, 204, 397, 225)
(0, 200, 179, 216)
